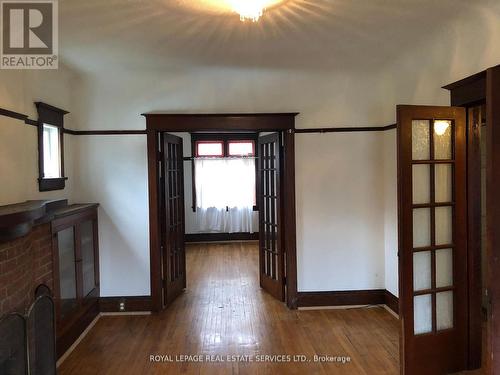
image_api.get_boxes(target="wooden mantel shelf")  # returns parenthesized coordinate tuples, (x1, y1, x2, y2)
(0, 200, 98, 242)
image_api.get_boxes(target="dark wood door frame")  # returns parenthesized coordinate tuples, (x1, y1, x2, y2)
(443, 64, 500, 373)
(143, 113, 299, 311)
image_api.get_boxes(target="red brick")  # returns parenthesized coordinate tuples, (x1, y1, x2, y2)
(0, 223, 53, 316)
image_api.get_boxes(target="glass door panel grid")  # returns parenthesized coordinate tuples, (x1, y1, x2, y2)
(260, 142, 279, 280)
(411, 119, 455, 335)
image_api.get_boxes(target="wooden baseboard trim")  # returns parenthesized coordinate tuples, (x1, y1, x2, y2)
(297, 289, 385, 307)
(297, 289, 399, 312)
(384, 290, 399, 315)
(99, 296, 152, 312)
(185, 232, 259, 243)
(56, 299, 100, 359)
(57, 314, 101, 367)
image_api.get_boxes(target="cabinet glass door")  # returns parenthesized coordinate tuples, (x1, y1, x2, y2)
(57, 227, 77, 318)
(80, 220, 96, 297)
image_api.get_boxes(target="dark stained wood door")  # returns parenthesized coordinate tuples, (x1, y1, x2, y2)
(160, 133, 186, 306)
(258, 133, 285, 301)
(397, 105, 467, 374)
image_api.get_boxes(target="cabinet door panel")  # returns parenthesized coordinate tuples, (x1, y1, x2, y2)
(80, 220, 96, 297)
(57, 227, 77, 318)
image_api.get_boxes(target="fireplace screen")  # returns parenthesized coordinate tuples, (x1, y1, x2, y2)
(0, 286, 56, 375)
(27, 296, 56, 375)
(0, 313, 27, 375)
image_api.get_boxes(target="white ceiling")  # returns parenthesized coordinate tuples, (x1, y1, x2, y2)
(58, 0, 484, 73)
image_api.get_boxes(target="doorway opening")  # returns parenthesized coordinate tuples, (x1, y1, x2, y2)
(144, 113, 298, 312)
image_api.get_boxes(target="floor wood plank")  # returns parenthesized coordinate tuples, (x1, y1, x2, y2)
(58, 242, 400, 375)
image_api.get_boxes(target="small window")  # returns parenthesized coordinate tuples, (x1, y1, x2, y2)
(191, 134, 258, 212)
(228, 140, 255, 156)
(36, 102, 68, 191)
(196, 141, 224, 157)
(42, 124, 61, 178)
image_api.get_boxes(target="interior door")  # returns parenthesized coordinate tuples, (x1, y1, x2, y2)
(258, 133, 285, 301)
(397, 105, 467, 374)
(160, 133, 186, 306)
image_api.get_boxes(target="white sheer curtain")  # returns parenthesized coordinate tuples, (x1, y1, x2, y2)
(195, 157, 255, 233)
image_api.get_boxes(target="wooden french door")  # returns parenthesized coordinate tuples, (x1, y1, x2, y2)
(397, 105, 468, 374)
(160, 133, 186, 306)
(258, 133, 285, 301)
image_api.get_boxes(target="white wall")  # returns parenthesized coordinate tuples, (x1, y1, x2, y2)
(296, 132, 385, 291)
(70, 68, 393, 296)
(0, 66, 80, 205)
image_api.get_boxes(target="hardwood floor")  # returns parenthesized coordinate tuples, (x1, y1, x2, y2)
(58, 242, 399, 375)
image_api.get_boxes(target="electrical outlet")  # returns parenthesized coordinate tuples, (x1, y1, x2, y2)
(119, 301, 125, 311)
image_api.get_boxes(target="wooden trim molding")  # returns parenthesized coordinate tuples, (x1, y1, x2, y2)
(294, 124, 397, 133)
(384, 290, 399, 315)
(63, 129, 147, 135)
(443, 69, 489, 107)
(297, 289, 386, 307)
(486, 65, 500, 375)
(99, 296, 152, 312)
(297, 289, 399, 314)
(143, 113, 298, 132)
(283, 129, 298, 309)
(185, 232, 258, 243)
(0, 107, 29, 121)
(1, 106, 398, 135)
(0, 199, 68, 242)
(56, 299, 99, 359)
(145, 113, 299, 312)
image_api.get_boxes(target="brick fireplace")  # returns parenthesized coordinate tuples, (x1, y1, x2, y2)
(0, 223, 53, 315)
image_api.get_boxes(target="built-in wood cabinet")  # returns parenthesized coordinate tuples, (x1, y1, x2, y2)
(51, 204, 99, 357)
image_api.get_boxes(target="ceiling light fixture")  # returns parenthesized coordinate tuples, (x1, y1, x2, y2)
(229, 0, 266, 22)
(175, 0, 285, 22)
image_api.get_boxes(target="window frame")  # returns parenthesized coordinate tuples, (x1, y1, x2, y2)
(36, 102, 69, 191)
(190, 133, 258, 212)
(227, 139, 256, 156)
(194, 140, 224, 157)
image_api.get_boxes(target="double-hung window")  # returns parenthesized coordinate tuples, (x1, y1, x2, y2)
(36, 102, 69, 191)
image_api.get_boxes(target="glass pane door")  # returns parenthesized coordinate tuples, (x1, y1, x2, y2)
(398, 105, 467, 375)
(411, 119, 455, 335)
